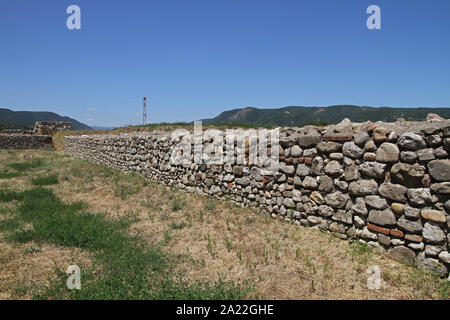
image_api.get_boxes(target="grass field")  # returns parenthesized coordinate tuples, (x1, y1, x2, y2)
(51, 123, 275, 151)
(0, 149, 448, 300)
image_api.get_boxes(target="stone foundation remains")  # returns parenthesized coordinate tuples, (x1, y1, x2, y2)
(0, 121, 72, 149)
(33, 121, 72, 135)
(0, 134, 53, 149)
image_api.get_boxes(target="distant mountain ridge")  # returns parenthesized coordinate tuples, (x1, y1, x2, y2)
(0, 108, 91, 130)
(90, 125, 116, 130)
(203, 105, 450, 126)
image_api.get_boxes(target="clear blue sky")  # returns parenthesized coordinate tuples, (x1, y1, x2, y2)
(0, 0, 449, 127)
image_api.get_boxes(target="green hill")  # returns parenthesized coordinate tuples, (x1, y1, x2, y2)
(0, 108, 91, 130)
(203, 105, 450, 126)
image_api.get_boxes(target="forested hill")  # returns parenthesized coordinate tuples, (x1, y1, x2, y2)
(0, 108, 91, 130)
(203, 105, 450, 126)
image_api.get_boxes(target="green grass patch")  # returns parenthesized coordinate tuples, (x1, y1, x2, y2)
(22, 245, 42, 254)
(7, 158, 45, 172)
(172, 199, 186, 212)
(1, 187, 251, 300)
(113, 183, 140, 200)
(350, 241, 373, 256)
(170, 221, 188, 230)
(204, 201, 216, 211)
(438, 279, 450, 300)
(112, 172, 144, 200)
(31, 174, 59, 186)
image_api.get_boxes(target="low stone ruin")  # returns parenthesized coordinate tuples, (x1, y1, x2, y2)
(0, 121, 72, 149)
(33, 121, 72, 135)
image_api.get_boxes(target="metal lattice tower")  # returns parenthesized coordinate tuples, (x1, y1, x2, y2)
(143, 97, 147, 125)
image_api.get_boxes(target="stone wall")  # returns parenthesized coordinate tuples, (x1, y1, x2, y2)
(0, 134, 53, 149)
(64, 119, 450, 277)
(0, 129, 34, 135)
(33, 121, 72, 135)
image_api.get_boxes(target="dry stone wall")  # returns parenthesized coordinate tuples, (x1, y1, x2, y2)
(64, 119, 450, 277)
(33, 121, 72, 135)
(0, 134, 53, 149)
(0, 121, 72, 149)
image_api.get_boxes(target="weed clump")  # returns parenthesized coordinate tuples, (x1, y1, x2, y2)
(7, 158, 45, 172)
(31, 174, 59, 186)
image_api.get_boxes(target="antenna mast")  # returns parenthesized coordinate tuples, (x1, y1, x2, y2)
(143, 97, 147, 125)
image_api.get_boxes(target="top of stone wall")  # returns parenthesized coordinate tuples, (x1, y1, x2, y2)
(320, 116, 450, 138)
(65, 116, 450, 143)
(34, 121, 72, 135)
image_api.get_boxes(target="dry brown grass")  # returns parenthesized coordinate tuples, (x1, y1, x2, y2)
(0, 149, 447, 300)
(52, 122, 278, 152)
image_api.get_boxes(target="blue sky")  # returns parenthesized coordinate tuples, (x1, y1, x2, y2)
(0, 0, 449, 127)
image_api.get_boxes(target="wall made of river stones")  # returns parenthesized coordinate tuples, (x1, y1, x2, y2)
(64, 119, 450, 277)
(0, 134, 53, 149)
